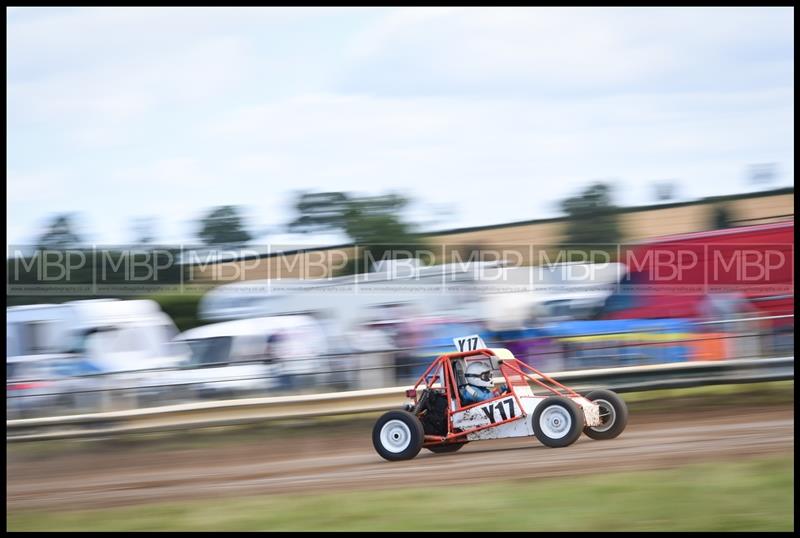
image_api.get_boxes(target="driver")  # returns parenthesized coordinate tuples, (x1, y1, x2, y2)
(460, 361, 508, 405)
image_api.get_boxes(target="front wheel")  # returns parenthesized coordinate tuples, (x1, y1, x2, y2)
(373, 410, 425, 461)
(582, 389, 628, 440)
(532, 396, 584, 448)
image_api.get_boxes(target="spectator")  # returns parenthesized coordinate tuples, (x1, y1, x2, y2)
(267, 330, 314, 393)
(346, 319, 394, 389)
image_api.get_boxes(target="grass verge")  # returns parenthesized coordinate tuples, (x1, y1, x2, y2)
(7, 455, 793, 531)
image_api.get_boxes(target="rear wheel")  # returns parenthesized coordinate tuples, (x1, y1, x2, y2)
(531, 396, 584, 448)
(426, 442, 467, 454)
(582, 389, 628, 440)
(373, 410, 425, 461)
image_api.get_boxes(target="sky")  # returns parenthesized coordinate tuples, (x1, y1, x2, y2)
(6, 6, 795, 247)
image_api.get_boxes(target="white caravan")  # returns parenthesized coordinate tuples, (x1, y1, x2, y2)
(481, 262, 628, 330)
(197, 260, 626, 333)
(197, 260, 504, 333)
(167, 314, 330, 397)
(6, 299, 188, 373)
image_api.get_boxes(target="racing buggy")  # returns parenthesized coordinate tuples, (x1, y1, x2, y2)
(372, 342, 628, 461)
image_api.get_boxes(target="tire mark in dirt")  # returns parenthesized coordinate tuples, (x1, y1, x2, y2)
(7, 407, 794, 512)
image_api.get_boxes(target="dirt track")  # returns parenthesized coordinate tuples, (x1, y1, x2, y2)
(7, 405, 794, 512)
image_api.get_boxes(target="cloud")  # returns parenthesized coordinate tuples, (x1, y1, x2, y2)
(6, 7, 794, 246)
(204, 85, 792, 219)
(336, 7, 793, 96)
(8, 35, 253, 150)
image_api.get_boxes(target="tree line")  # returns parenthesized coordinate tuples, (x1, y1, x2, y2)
(8, 183, 739, 318)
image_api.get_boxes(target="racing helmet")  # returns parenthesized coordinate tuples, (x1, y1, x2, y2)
(465, 361, 493, 389)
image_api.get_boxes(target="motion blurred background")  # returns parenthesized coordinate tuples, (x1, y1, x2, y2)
(6, 6, 794, 532)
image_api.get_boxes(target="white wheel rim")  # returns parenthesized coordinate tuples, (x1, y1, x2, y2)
(380, 420, 412, 453)
(590, 399, 616, 433)
(540, 405, 572, 439)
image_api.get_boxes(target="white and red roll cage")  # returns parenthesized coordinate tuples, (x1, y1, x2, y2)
(407, 348, 585, 446)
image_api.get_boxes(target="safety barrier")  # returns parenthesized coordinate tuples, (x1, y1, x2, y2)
(7, 356, 792, 442)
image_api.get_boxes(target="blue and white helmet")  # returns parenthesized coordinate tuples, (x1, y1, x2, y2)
(465, 361, 493, 389)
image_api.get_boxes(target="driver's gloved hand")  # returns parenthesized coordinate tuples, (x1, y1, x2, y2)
(494, 384, 509, 396)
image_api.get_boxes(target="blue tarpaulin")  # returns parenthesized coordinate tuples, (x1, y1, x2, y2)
(488, 319, 698, 370)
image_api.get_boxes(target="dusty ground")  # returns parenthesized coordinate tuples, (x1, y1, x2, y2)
(7, 404, 794, 512)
